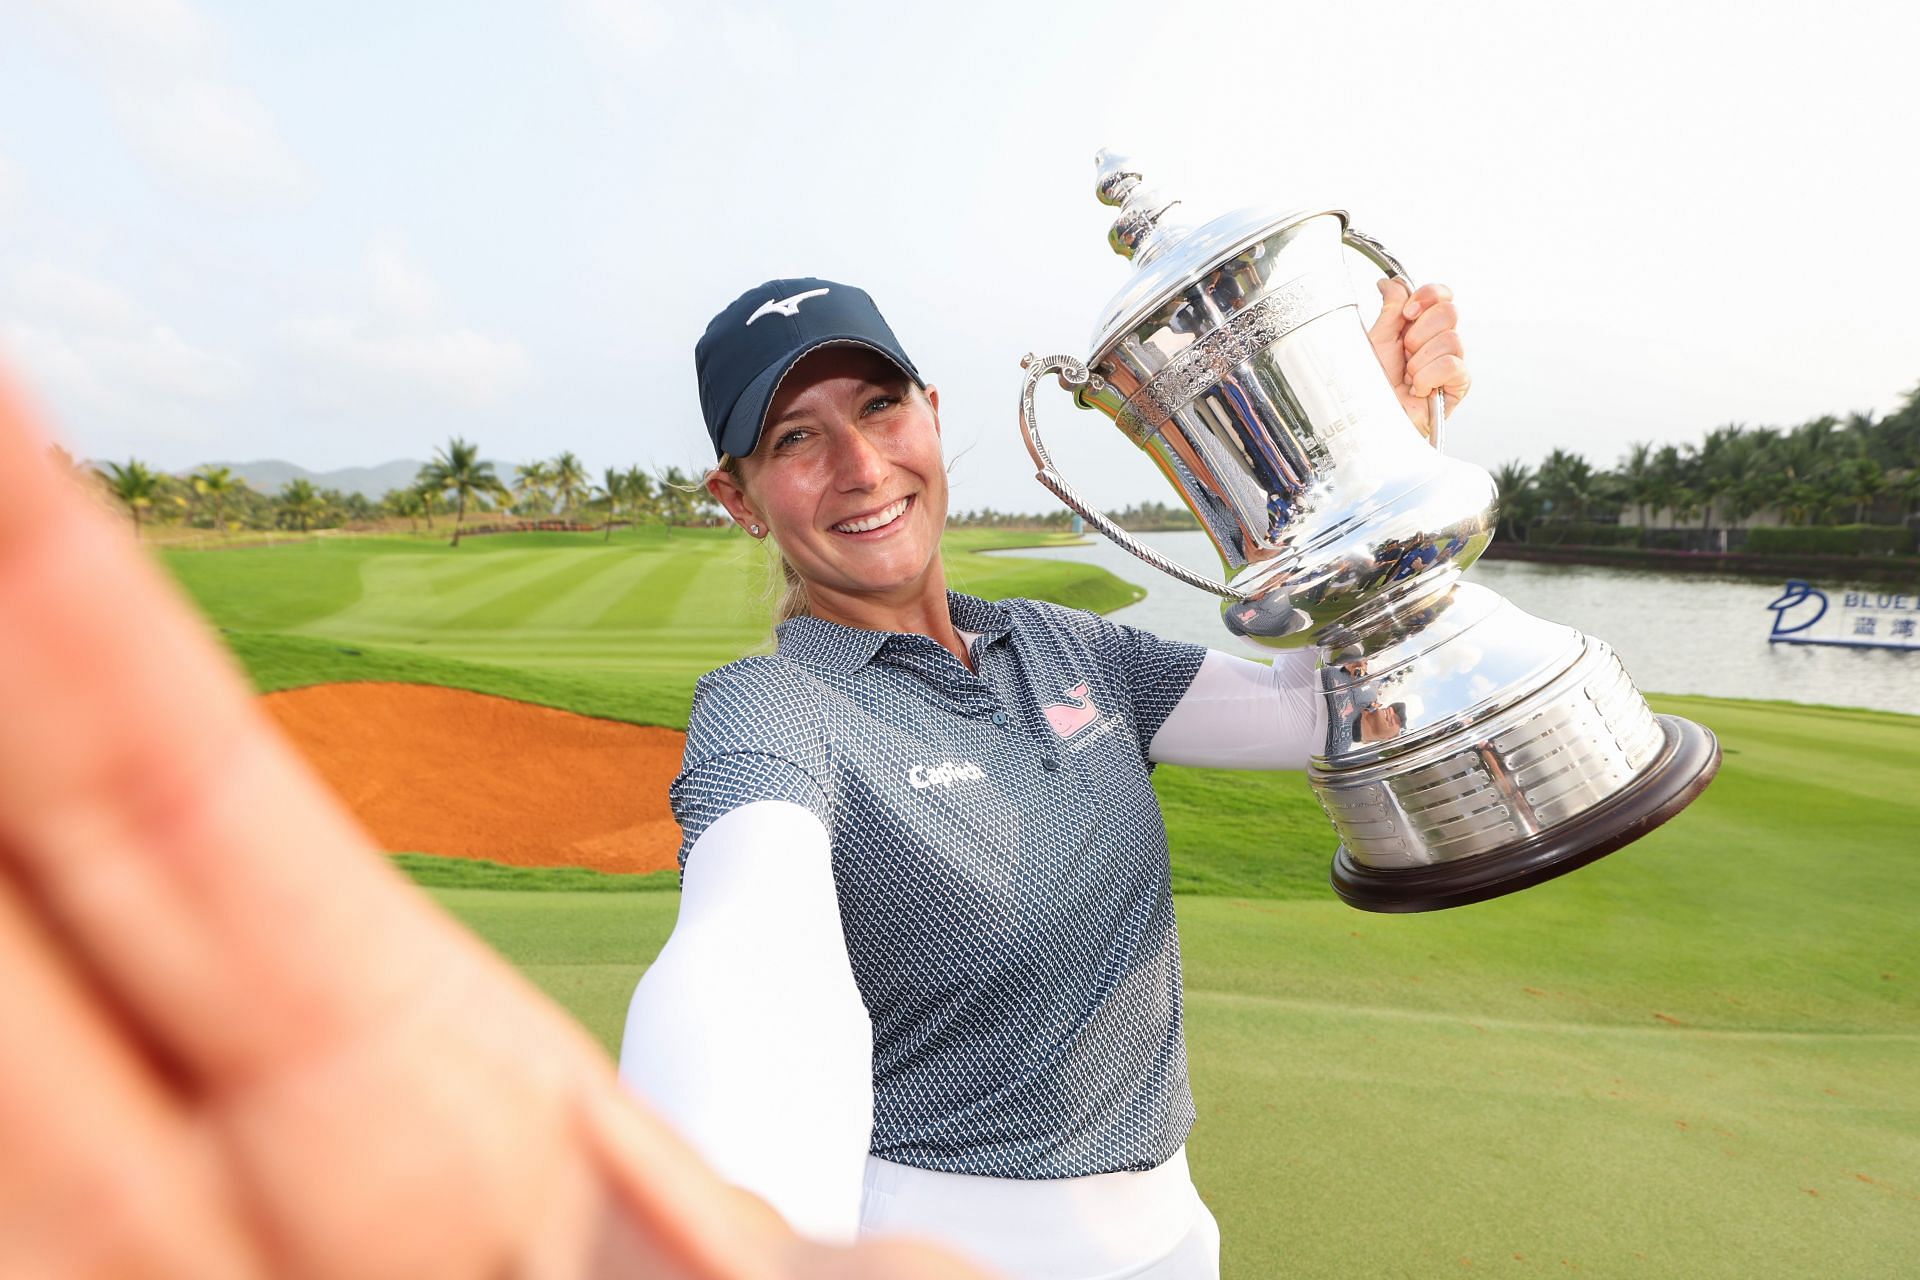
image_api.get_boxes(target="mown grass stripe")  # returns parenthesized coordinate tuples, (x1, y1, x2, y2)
(593, 549, 721, 631)
(309, 550, 565, 635)
(440, 548, 634, 630)
(528, 551, 671, 630)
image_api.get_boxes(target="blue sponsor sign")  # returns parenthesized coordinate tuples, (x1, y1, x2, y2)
(1766, 580, 1920, 650)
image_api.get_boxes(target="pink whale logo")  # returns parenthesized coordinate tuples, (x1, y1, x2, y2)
(1042, 682, 1100, 739)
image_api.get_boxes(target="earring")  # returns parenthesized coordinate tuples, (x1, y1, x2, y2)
(748, 524, 762, 537)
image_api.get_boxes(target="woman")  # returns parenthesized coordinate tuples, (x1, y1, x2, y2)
(620, 275, 1468, 1279)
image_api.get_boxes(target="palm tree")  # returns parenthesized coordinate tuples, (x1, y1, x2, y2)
(591, 465, 629, 541)
(277, 479, 326, 533)
(513, 459, 555, 517)
(1774, 424, 1833, 526)
(1695, 425, 1761, 532)
(1881, 384, 1920, 472)
(1897, 467, 1920, 525)
(655, 465, 697, 534)
(418, 437, 510, 547)
(1534, 449, 1595, 524)
(381, 487, 426, 533)
(1490, 460, 1535, 541)
(1708, 430, 1767, 530)
(1619, 441, 1656, 528)
(1842, 410, 1884, 467)
(551, 451, 589, 520)
(1837, 456, 1885, 524)
(103, 460, 162, 539)
(624, 465, 658, 526)
(1641, 443, 1682, 529)
(190, 465, 244, 536)
(413, 480, 442, 530)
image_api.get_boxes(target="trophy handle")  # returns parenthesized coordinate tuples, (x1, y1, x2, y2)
(1341, 226, 1450, 452)
(1018, 353, 1241, 601)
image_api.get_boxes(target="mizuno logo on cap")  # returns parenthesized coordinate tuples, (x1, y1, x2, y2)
(747, 287, 830, 325)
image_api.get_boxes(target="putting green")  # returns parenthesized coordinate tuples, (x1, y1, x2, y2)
(160, 531, 1919, 1277)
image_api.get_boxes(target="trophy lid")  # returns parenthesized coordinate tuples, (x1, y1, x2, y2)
(1088, 149, 1346, 358)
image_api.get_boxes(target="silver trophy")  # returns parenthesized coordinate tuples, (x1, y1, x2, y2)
(1019, 152, 1720, 911)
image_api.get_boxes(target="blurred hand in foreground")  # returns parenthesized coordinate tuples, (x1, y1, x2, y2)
(1369, 277, 1471, 442)
(0, 370, 987, 1278)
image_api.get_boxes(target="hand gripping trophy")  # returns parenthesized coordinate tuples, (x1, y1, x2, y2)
(1019, 152, 1721, 912)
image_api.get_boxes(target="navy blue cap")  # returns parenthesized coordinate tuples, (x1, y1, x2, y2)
(695, 278, 923, 460)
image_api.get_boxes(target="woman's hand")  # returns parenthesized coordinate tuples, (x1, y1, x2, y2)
(1368, 278, 1470, 443)
(0, 369, 985, 1279)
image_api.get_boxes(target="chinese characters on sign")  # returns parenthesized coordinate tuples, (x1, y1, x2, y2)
(1766, 581, 1920, 651)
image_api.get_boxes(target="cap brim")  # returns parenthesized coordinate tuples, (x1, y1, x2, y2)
(718, 337, 923, 460)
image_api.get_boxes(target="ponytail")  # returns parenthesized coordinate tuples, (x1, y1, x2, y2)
(773, 548, 810, 625)
(711, 456, 809, 634)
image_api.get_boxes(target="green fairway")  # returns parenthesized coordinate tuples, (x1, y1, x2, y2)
(162, 530, 1919, 1277)
(167, 526, 1135, 727)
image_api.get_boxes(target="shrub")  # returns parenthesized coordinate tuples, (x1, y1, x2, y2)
(1746, 525, 1917, 556)
(1527, 522, 1643, 547)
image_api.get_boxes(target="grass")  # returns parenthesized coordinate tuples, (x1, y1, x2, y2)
(159, 527, 1920, 1277)
(391, 853, 677, 893)
(428, 689, 1920, 1275)
(171, 526, 1127, 728)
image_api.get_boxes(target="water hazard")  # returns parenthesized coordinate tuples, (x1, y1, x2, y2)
(996, 530, 1920, 716)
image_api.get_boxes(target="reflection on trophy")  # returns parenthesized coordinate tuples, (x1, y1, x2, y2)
(1019, 152, 1721, 912)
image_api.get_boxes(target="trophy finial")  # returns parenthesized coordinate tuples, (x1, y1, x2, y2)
(1092, 148, 1182, 263)
(1094, 149, 1142, 207)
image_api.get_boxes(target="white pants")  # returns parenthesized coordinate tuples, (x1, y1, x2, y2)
(857, 1147, 1221, 1280)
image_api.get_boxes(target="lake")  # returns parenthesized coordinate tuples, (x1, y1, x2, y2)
(994, 530, 1920, 716)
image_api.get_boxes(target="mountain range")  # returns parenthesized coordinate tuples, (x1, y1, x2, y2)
(183, 459, 429, 501)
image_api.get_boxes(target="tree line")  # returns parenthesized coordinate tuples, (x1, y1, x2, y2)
(962, 382, 1920, 541)
(1492, 381, 1920, 543)
(74, 376, 1920, 548)
(949, 500, 1198, 532)
(74, 440, 722, 545)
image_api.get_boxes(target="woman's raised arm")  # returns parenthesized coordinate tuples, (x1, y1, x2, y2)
(621, 800, 874, 1243)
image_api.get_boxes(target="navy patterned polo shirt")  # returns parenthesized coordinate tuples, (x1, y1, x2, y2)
(669, 591, 1210, 1180)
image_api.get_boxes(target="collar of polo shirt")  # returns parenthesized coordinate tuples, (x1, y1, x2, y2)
(775, 591, 1014, 672)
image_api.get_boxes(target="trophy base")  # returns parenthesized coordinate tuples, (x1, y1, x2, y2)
(1329, 714, 1720, 912)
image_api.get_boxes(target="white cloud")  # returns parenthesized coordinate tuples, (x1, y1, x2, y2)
(718, 6, 792, 73)
(2, 260, 247, 449)
(287, 235, 530, 412)
(289, 316, 530, 410)
(35, 0, 217, 64)
(366, 232, 440, 321)
(0, 150, 22, 223)
(31, 0, 309, 207)
(133, 75, 308, 204)
(564, 0, 675, 61)
(12, 262, 144, 332)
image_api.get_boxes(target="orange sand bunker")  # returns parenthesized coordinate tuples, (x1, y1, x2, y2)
(263, 682, 686, 874)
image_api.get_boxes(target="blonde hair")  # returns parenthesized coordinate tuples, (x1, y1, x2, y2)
(713, 455, 810, 627)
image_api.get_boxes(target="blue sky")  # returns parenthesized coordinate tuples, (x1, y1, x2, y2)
(2, 0, 1916, 512)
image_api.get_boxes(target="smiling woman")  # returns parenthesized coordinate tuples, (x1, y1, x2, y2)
(712, 345, 949, 634)
(617, 274, 1471, 1278)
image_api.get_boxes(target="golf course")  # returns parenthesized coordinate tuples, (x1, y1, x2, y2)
(161, 527, 1919, 1278)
